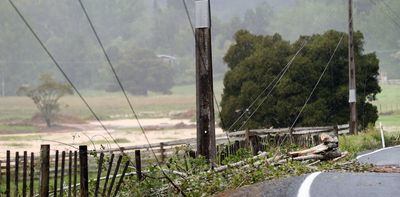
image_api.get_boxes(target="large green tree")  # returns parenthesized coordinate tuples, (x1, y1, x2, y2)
(220, 30, 380, 131)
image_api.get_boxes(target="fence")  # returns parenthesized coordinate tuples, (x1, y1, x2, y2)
(0, 145, 136, 197)
(0, 124, 348, 196)
(377, 103, 400, 115)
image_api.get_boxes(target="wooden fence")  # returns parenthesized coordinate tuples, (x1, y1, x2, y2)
(0, 124, 348, 196)
(0, 145, 136, 197)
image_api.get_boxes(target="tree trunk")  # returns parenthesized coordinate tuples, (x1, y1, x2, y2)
(45, 116, 51, 127)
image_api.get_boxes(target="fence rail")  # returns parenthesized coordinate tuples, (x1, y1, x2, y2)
(0, 124, 349, 196)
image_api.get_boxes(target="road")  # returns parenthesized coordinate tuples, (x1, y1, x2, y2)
(357, 145, 400, 166)
(216, 145, 400, 197)
(217, 172, 400, 197)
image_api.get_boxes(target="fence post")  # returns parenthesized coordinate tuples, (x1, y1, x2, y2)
(30, 153, 34, 197)
(59, 151, 66, 197)
(135, 150, 142, 181)
(0, 160, 2, 184)
(79, 145, 89, 197)
(73, 151, 78, 197)
(15, 151, 19, 196)
(102, 154, 114, 196)
(68, 151, 72, 197)
(23, 151, 27, 197)
(54, 150, 59, 197)
(6, 150, 11, 197)
(107, 156, 122, 197)
(160, 143, 165, 163)
(73, 151, 77, 197)
(379, 122, 386, 148)
(40, 145, 50, 197)
(94, 152, 104, 197)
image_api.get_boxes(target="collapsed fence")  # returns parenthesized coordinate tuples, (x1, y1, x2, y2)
(0, 124, 348, 196)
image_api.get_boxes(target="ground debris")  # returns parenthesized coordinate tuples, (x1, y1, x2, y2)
(370, 165, 400, 173)
(288, 133, 346, 161)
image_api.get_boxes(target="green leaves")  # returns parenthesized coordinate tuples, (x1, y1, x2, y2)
(221, 30, 381, 131)
(17, 73, 73, 127)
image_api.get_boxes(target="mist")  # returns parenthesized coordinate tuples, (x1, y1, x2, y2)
(0, 0, 398, 96)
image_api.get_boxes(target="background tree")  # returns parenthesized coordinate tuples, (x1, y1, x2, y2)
(17, 74, 73, 127)
(220, 30, 381, 131)
(107, 47, 175, 95)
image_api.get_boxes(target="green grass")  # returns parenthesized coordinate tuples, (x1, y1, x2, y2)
(372, 84, 400, 127)
(2, 143, 30, 147)
(339, 128, 400, 156)
(0, 81, 224, 122)
(0, 125, 38, 133)
(374, 84, 400, 107)
(0, 134, 41, 141)
(378, 113, 400, 127)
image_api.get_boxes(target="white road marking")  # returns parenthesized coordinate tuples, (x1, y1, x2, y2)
(356, 145, 400, 160)
(297, 172, 322, 197)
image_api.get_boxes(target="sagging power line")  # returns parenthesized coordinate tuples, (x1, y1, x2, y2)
(7, 0, 125, 153)
(76, 0, 185, 194)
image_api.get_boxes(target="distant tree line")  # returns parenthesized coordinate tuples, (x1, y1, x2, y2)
(0, 0, 397, 96)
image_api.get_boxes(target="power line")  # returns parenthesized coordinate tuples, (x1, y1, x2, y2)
(368, 0, 400, 32)
(227, 40, 307, 132)
(379, 0, 400, 21)
(7, 0, 124, 152)
(76, 0, 185, 195)
(236, 40, 308, 131)
(288, 35, 344, 131)
(276, 34, 345, 147)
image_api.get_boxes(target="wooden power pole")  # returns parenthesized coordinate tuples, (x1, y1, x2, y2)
(195, 0, 216, 163)
(348, 0, 358, 134)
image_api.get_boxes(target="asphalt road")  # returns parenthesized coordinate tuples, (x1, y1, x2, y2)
(357, 145, 400, 166)
(217, 172, 400, 197)
(217, 146, 400, 197)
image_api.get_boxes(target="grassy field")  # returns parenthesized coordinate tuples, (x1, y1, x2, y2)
(0, 81, 224, 121)
(372, 84, 400, 127)
(0, 81, 397, 128)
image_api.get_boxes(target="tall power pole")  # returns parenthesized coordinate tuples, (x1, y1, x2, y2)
(348, 0, 358, 134)
(195, 0, 216, 163)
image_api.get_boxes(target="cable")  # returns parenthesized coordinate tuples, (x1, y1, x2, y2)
(368, 0, 400, 32)
(276, 34, 345, 147)
(226, 40, 307, 132)
(288, 35, 344, 131)
(7, 0, 125, 152)
(77, 0, 185, 195)
(380, 0, 400, 21)
(235, 40, 308, 131)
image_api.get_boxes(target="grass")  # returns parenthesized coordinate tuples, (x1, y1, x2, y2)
(372, 84, 400, 127)
(377, 114, 400, 127)
(339, 127, 400, 156)
(0, 134, 41, 141)
(2, 143, 30, 147)
(0, 81, 224, 122)
(0, 125, 38, 133)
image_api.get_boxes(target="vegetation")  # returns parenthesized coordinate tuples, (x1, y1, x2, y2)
(340, 127, 400, 157)
(17, 74, 73, 127)
(106, 47, 175, 95)
(1, 0, 399, 96)
(220, 30, 380, 131)
(115, 137, 382, 196)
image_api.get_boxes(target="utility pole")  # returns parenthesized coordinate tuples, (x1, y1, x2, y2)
(348, 0, 358, 134)
(195, 0, 216, 164)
